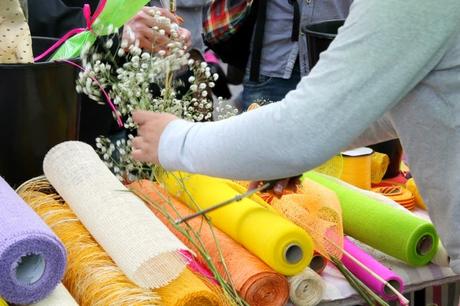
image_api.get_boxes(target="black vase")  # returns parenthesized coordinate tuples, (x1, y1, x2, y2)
(303, 19, 344, 68)
(0, 37, 80, 187)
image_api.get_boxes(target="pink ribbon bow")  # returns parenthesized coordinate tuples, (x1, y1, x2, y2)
(34, 0, 107, 62)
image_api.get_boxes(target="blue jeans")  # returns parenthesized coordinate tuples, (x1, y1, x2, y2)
(241, 72, 301, 110)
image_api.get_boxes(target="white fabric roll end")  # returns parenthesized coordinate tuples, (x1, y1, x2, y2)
(288, 267, 325, 306)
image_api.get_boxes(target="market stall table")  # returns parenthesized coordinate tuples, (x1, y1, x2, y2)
(318, 210, 460, 306)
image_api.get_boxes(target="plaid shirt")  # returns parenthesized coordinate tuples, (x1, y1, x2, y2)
(203, 0, 253, 44)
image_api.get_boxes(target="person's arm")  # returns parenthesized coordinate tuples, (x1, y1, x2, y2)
(347, 113, 398, 150)
(150, 0, 460, 180)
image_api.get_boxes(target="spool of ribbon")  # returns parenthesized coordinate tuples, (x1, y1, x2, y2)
(288, 267, 325, 306)
(370, 152, 390, 184)
(159, 171, 314, 276)
(129, 180, 290, 306)
(340, 147, 373, 190)
(43, 141, 188, 289)
(342, 237, 404, 301)
(372, 185, 415, 210)
(0, 177, 66, 305)
(304, 171, 439, 266)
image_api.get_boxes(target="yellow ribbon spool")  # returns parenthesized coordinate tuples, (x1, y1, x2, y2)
(370, 152, 390, 184)
(406, 178, 427, 210)
(340, 147, 373, 190)
(160, 172, 314, 276)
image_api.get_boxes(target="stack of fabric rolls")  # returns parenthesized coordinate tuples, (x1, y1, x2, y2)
(2, 140, 444, 306)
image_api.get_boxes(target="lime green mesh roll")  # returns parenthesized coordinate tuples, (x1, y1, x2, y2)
(303, 171, 438, 266)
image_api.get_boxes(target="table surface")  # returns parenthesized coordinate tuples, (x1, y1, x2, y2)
(317, 210, 460, 305)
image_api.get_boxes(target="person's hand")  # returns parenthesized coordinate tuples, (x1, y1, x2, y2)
(123, 7, 192, 52)
(248, 177, 301, 197)
(131, 111, 178, 163)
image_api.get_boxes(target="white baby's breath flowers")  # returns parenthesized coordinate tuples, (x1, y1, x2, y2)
(77, 21, 234, 181)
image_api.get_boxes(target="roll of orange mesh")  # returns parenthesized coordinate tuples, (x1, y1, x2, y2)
(309, 252, 328, 274)
(129, 180, 290, 306)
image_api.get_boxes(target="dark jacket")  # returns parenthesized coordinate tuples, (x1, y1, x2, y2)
(28, 0, 100, 37)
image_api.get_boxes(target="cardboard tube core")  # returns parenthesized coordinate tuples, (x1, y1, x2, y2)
(416, 235, 434, 256)
(15, 253, 46, 285)
(384, 279, 402, 296)
(285, 244, 303, 264)
(309, 255, 327, 273)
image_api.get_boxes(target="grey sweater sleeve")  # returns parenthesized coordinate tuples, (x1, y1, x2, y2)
(347, 113, 398, 150)
(159, 0, 460, 180)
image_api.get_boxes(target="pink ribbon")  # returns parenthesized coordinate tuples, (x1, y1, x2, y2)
(179, 249, 218, 284)
(34, 0, 107, 62)
(63, 60, 123, 127)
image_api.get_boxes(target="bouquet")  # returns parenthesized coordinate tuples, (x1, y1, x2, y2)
(75, 7, 238, 182)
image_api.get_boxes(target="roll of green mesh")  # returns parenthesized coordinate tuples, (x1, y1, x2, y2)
(303, 171, 438, 266)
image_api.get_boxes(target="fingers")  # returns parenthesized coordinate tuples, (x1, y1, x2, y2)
(273, 178, 290, 196)
(131, 136, 157, 163)
(178, 28, 192, 49)
(132, 110, 152, 126)
(145, 7, 178, 24)
(130, 111, 179, 164)
(248, 181, 262, 191)
(139, 29, 170, 51)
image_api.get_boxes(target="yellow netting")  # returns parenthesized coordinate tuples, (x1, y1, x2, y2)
(157, 269, 222, 306)
(313, 155, 343, 178)
(271, 178, 344, 259)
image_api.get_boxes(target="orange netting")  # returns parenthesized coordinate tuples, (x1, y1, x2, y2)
(129, 180, 290, 306)
(265, 178, 344, 260)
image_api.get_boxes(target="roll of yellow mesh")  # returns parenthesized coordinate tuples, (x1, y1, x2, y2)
(406, 178, 427, 210)
(157, 269, 221, 306)
(160, 172, 314, 276)
(371, 152, 390, 184)
(0, 297, 7, 306)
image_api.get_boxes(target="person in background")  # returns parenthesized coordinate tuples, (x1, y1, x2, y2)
(241, 0, 352, 110)
(129, 0, 460, 274)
